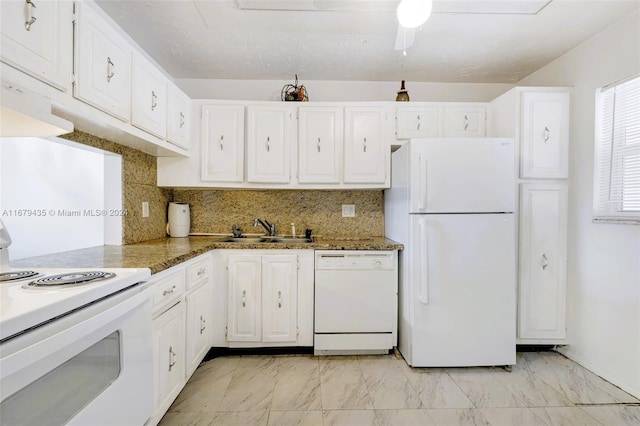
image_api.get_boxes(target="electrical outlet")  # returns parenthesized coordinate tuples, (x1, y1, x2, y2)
(342, 204, 355, 217)
(142, 202, 149, 218)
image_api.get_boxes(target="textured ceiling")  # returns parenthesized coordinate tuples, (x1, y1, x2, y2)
(95, 0, 639, 83)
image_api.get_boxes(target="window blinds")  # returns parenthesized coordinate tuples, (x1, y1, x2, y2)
(593, 74, 640, 222)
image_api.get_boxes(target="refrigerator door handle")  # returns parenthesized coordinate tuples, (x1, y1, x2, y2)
(418, 219, 429, 304)
(418, 153, 427, 211)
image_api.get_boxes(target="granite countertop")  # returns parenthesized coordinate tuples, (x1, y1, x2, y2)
(12, 236, 403, 275)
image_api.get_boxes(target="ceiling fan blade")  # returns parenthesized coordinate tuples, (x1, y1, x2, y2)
(394, 25, 416, 50)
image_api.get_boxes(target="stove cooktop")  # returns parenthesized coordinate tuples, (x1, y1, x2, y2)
(0, 267, 151, 341)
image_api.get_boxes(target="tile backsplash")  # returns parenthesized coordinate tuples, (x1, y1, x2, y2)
(173, 189, 384, 238)
(64, 131, 385, 243)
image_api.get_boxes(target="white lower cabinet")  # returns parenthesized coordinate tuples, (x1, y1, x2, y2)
(227, 254, 298, 343)
(152, 301, 186, 424)
(185, 278, 214, 377)
(518, 182, 568, 342)
(150, 253, 213, 425)
(211, 250, 314, 348)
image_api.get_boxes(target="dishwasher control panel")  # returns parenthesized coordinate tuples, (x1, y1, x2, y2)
(315, 250, 395, 270)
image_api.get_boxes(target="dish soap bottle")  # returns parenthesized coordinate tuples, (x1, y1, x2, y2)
(396, 80, 410, 102)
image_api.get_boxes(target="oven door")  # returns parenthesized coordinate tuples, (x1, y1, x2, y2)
(0, 283, 153, 426)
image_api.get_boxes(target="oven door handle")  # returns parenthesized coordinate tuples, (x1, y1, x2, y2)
(0, 284, 152, 399)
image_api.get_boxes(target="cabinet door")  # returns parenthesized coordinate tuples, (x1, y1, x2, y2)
(247, 106, 292, 183)
(186, 283, 213, 378)
(131, 54, 167, 138)
(396, 106, 439, 139)
(227, 255, 262, 342)
(166, 82, 190, 149)
(344, 107, 388, 184)
(0, 0, 73, 91)
(443, 106, 486, 137)
(262, 255, 298, 342)
(201, 104, 244, 182)
(298, 106, 342, 184)
(518, 183, 568, 340)
(152, 302, 186, 421)
(520, 92, 570, 178)
(74, 2, 132, 121)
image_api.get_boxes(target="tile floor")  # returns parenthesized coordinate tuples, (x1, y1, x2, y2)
(159, 351, 640, 426)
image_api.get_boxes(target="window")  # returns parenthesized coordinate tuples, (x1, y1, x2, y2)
(593, 74, 640, 223)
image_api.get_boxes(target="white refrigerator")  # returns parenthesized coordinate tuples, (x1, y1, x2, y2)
(385, 138, 516, 367)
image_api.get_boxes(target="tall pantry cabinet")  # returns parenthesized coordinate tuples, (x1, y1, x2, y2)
(489, 87, 571, 344)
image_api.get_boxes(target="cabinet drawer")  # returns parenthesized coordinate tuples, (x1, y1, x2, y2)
(152, 269, 185, 315)
(186, 257, 211, 291)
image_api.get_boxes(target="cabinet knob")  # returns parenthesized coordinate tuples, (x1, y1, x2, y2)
(317, 137, 321, 153)
(266, 136, 271, 152)
(200, 315, 206, 334)
(242, 290, 246, 307)
(417, 115, 421, 130)
(464, 115, 469, 131)
(363, 137, 367, 153)
(106, 57, 115, 82)
(277, 290, 282, 308)
(543, 126, 550, 143)
(24, 0, 37, 31)
(541, 253, 549, 270)
(162, 285, 176, 296)
(180, 112, 185, 128)
(219, 135, 224, 150)
(168, 345, 176, 371)
(151, 91, 158, 111)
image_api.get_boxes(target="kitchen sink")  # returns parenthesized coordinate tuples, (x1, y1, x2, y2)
(226, 237, 266, 243)
(222, 236, 313, 244)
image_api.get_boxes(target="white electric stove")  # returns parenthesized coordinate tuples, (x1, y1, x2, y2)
(0, 266, 154, 425)
(0, 267, 151, 341)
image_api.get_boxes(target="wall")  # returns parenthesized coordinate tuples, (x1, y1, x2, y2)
(61, 131, 172, 244)
(173, 189, 383, 238)
(517, 11, 640, 398)
(0, 137, 109, 259)
(177, 79, 513, 102)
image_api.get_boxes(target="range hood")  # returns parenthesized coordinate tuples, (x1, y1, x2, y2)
(1, 79, 74, 137)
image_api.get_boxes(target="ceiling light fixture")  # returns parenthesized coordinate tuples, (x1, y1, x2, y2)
(396, 0, 432, 29)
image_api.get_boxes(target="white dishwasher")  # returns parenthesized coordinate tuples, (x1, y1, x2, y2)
(314, 250, 398, 355)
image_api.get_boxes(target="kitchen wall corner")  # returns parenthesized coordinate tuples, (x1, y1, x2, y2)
(60, 131, 172, 244)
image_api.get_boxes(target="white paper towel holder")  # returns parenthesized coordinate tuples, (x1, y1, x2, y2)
(167, 202, 190, 238)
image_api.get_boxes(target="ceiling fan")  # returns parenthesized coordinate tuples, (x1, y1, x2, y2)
(236, 0, 553, 53)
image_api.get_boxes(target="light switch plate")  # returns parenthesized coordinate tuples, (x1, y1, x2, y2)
(342, 204, 355, 217)
(142, 202, 150, 218)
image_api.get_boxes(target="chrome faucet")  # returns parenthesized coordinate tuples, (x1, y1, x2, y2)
(254, 218, 276, 236)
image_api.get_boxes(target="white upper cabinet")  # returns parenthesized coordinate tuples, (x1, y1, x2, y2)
(518, 183, 568, 341)
(201, 104, 244, 182)
(344, 106, 388, 184)
(520, 92, 570, 179)
(166, 82, 190, 150)
(131, 54, 167, 138)
(247, 105, 293, 184)
(0, 0, 73, 91)
(443, 105, 486, 137)
(298, 106, 342, 184)
(396, 106, 439, 139)
(74, 1, 132, 121)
